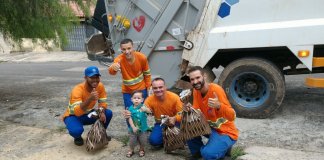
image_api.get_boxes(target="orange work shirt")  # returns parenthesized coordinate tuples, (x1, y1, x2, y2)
(192, 83, 239, 140)
(62, 82, 108, 119)
(144, 91, 183, 122)
(108, 51, 151, 93)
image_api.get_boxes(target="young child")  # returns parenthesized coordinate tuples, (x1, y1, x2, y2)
(126, 90, 151, 158)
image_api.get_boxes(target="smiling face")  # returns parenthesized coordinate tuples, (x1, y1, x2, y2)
(120, 42, 134, 60)
(152, 79, 166, 98)
(85, 75, 100, 89)
(131, 92, 144, 106)
(189, 70, 205, 90)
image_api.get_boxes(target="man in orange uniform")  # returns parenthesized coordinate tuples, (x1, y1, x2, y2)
(62, 66, 113, 146)
(124, 77, 183, 148)
(184, 66, 239, 160)
(108, 38, 151, 109)
(143, 77, 183, 147)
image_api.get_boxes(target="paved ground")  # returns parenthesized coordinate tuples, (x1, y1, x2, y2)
(0, 51, 89, 62)
(1, 51, 324, 160)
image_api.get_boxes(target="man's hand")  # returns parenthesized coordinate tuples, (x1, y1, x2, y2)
(110, 61, 121, 72)
(147, 87, 153, 96)
(90, 88, 99, 101)
(122, 109, 131, 119)
(167, 116, 176, 126)
(81, 88, 98, 111)
(99, 111, 106, 123)
(179, 89, 191, 104)
(183, 103, 192, 112)
(140, 105, 152, 113)
(208, 92, 221, 109)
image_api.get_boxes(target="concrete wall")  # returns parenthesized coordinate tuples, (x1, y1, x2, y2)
(0, 33, 11, 54)
(0, 33, 61, 54)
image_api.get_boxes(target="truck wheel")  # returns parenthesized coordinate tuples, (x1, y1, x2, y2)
(218, 58, 285, 118)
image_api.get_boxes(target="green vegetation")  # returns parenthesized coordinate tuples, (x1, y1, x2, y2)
(119, 135, 129, 147)
(56, 125, 67, 132)
(0, 0, 93, 47)
(231, 146, 245, 160)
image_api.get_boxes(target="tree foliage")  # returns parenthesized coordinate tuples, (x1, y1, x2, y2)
(0, 0, 93, 47)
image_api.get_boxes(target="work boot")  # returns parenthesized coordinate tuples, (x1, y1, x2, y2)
(220, 147, 232, 160)
(74, 137, 84, 146)
(225, 146, 232, 156)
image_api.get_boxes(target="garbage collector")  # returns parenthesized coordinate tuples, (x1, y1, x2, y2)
(62, 66, 113, 146)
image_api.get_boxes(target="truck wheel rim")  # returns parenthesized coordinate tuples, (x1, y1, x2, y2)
(230, 72, 270, 108)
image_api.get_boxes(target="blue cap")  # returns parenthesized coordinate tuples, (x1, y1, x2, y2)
(84, 66, 101, 77)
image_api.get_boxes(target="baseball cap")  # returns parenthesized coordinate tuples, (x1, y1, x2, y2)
(84, 66, 101, 77)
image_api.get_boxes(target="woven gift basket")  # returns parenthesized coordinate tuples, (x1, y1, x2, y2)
(163, 125, 185, 152)
(179, 89, 211, 140)
(85, 108, 109, 151)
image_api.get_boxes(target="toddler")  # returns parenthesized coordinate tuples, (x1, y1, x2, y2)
(126, 90, 151, 157)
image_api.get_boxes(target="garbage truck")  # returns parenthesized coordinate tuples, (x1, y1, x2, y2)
(86, 0, 324, 118)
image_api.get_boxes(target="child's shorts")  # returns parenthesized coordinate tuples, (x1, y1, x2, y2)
(129, 131, 148, 148)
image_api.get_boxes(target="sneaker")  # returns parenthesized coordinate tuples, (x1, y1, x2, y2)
(74, 137, 84, 146)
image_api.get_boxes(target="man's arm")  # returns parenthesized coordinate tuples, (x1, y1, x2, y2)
(80, 88, 98, 111)
(68, 86, 96, 116)
(97, 84, 108, 123)
(212, 86, 236, 121)
(97, 83, 108, 109)
(108, 58, 121, 75)
(141, 55, 151, 89)
(174, 97, 184, 123)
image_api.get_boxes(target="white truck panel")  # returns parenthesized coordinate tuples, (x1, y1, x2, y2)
(185, 0, 324, 70)
(204, 19, 324, 70)
(216, 0, 324, 27)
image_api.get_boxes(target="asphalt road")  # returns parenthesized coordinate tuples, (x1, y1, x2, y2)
(1, 59, 324, 159)
(0, 61, 127, 134)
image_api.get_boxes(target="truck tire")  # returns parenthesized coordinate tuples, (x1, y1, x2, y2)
(218, 58, 285, 118)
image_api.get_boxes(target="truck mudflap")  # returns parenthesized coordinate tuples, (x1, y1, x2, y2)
(91, 0, 109, 36)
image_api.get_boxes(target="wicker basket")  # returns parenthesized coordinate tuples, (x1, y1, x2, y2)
(163, 126, 185, 152)
(85, 109, 109, 151)
(179, 89, 211, 140)
(180, 107, 211, 141)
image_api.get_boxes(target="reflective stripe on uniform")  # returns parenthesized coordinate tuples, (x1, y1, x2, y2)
(208, 117, 228, 129)
(98, 98, 107, 104)
(123, 73, 144, 86)
(143, 69, 151, 76)
(68, 101, 82, 115)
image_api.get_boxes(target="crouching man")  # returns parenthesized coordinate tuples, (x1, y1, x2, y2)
(184, 66, 239, 160)
(62, 66, 113, 146)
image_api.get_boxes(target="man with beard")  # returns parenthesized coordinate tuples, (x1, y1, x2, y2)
(109, 38, 151, 109)
(62, 66, 113, 146)
(123, 77, 183, 148)
(183, 66, 239, 160)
